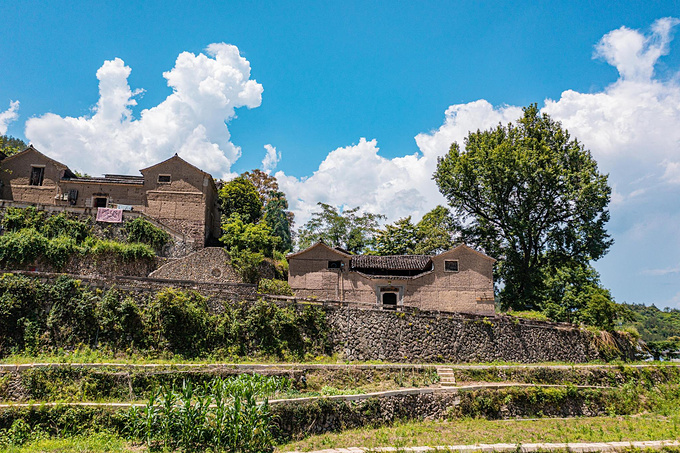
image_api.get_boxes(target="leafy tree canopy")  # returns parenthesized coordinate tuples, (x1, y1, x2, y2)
(221, 213, 279, 257)
(263, 190, 292, 252)
(297, 203, 384, 254)
(218, 176, 263, 224)
(371, 206, 458, 256)
(0, 135, 27, 157)
(242, 169, 279, 203)
(434, 105, 612, 311)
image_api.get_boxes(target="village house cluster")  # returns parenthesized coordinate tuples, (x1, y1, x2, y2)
(0, 146, 496, 315)
(0, 146, 221, 245)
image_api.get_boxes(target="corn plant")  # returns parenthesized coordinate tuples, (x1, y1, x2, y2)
(126, 373, 289, 452)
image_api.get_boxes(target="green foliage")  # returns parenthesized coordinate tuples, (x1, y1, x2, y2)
(0, 228, 48, 265)
(228, 248, 266, 284)
(221, 214, 279, 257)
(297, 202, 384, 254)
(126, 375, 284, 452)
(149, 289, 213, 358)
(538, 262, 631, 330)
(505, 310, 550, 321)
(0, 274, 332, 360)
(125, 217, 171, 250)
(97, 291, 145, 351)
(622, 303, 680, 343)
(1, 206, 45, 232)
(219, 176, 263, 224)
(0, 135, 27, 157)
(83, 237, 155, 262)
(413, 205, 458, 255)
(47, 277, 99, 349)
(434, 105, 612, 311)
(0, 208, 154, 268)
(371, 206, 458, 256)
(372, 216, 419, 255)
(258, 278, 294, 296)
(263, 190, 293, 252)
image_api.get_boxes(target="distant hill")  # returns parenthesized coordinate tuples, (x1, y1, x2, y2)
(623, 303, 680, 343)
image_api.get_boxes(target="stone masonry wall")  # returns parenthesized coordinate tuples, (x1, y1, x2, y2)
(323, 305, 633, 363)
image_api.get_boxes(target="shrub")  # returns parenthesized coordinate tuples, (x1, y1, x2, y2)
(0, 228, 48, 265)
(85, 238, 155, 261)
(125, 217, 171, 250)
(43, 213, 91, 243)
(46, 276, 99, 349)
(229, 248, 265, 283)
(149, 289, 215, 357)
(1, 206, 45, 232)
(258, 278, 293, 296)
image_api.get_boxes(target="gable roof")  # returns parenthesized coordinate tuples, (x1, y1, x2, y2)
(350, 255, 432, 271)
(436, 244, 496, 262)
(140, 153, 209, 177)
(287, 241, 352, 259)
(2, 145, 72, 171)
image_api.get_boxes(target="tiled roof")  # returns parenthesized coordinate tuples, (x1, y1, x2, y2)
(62, 176, 144, 185)
(350, 255, 432, 271)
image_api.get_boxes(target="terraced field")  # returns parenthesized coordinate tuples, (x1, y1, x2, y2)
(1, 362, 680, 452)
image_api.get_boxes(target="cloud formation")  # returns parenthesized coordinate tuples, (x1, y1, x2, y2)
(261, 144, 280, 174)
(277, 102, 522, 224)
(25, 43, 262, 177)
(278, 18, 680, 235)
(0, 100, 19, 135)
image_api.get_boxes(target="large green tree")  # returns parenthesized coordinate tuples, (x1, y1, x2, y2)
(218, 176, 263, 224)
(433, 105, 612, 310)
(0, 135, 26, 157)
(371, 206, 457, 256)
(263, 190, 293, 252)
(297, 203, 383, 254)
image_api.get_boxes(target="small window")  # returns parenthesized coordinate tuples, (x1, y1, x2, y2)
(328, 260, 342, 269)
(444, 260, 459, 272)
(158, 174, 171, 183)
(29, 167, 44, 186)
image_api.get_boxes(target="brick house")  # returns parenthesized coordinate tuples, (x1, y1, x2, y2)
(0, 146, 221, 246)
(287, 242, 496, 315)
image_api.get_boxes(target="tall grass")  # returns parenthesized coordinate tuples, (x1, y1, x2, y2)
(126, 374, 289, 452)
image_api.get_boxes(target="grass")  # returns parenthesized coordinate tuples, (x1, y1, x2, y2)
(0, 433, 133, 452)
(277, 413, 680, 452)
(2, 349, 674, 367)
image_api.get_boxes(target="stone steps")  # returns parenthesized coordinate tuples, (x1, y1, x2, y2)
(436, 366, 456, 387)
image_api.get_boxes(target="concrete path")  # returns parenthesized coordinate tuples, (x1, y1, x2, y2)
(0, 383, 613, 409)
(285, 440, 680, 452)
(1, 362, 679, 372)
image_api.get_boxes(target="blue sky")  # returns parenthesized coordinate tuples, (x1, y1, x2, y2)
(1, 1, 680, 309)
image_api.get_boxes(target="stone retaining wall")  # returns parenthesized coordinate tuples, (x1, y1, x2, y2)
(323, 305, 636, 363)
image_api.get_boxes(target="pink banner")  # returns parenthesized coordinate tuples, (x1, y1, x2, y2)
(96, 207, 123, 223)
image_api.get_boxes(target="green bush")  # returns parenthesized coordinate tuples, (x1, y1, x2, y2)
(1, 206, 45, 232)
(149, 289, 214, 358)
(229, 248, 265, 283)
(0, 228, 48, 265)
(258, 278, 294, 296)
(125, 217, 171, 250)
(84, 238, 155, 262)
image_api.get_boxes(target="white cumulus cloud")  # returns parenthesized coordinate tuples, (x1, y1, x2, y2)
(261, 144, 280, 174)
(278, 101, 522, 225)
(0, 100, 19, 135)
(25, 43, 262, 178)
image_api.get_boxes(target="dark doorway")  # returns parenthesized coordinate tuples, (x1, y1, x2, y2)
(382, 292, 397, 310)
(94, 197, 107, 208)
